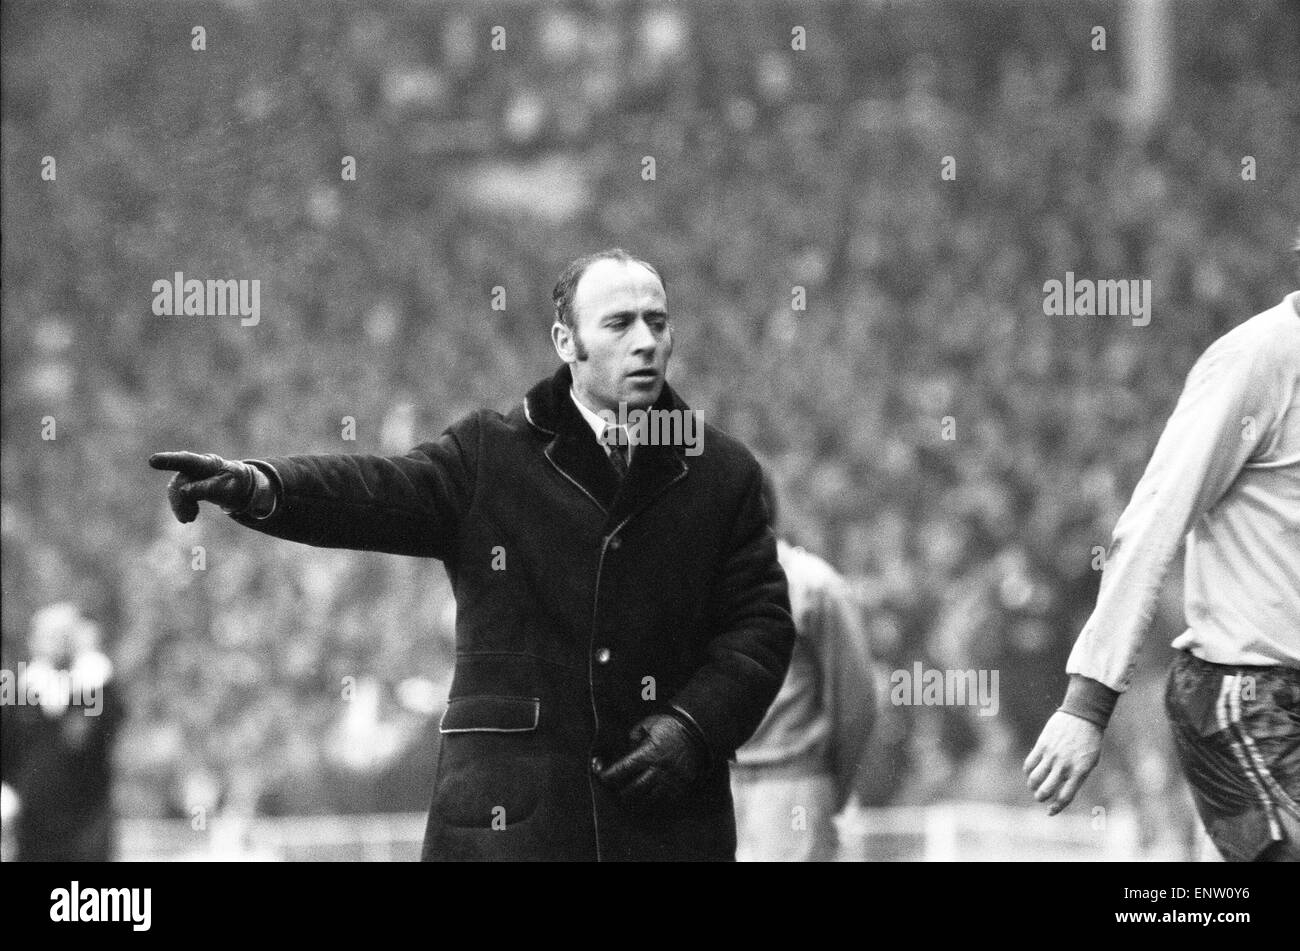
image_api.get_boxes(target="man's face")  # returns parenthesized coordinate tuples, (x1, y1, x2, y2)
(553, 259, 672, 413)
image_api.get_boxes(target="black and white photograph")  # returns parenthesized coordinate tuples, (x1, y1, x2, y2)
(1, 0, 1297, 903)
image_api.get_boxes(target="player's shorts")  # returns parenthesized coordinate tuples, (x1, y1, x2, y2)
(1164, 650, 1300, 861)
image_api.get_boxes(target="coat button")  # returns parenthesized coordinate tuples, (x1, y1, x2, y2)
(595, 647, 611, 665)
(590, 756, 603, 774)
(608, 535, 621, 550)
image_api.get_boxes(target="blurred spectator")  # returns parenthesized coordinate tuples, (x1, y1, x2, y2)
(1, 603, 123, 861)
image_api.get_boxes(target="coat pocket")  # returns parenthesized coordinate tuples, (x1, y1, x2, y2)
(433, 695, 544, 829)
(439, 695, 540, 733)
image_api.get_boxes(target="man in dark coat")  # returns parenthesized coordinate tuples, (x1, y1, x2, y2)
(149, 249, 795, 861)
(1, 604, 123, 862)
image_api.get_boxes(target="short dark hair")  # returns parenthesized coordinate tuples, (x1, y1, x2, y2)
(552, 249, 666, 329)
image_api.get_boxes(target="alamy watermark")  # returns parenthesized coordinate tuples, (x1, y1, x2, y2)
(597, 402, 704, 457)
(50, 882, 151, 931)
(151, 271, 260, 326)
(0, 661, 104, 715)
(1042, 271, 1151, 327)
(890, 662, 1000, 717)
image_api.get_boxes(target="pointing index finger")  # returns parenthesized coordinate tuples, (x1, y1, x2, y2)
(149, 451, 218, 476)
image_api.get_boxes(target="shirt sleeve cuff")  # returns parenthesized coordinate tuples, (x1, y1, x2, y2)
(1058, 673, 1120, 730)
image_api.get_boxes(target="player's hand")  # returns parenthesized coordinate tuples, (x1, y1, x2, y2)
(149, 451, 256, 523)
(600, 713, 705, 808)
(1023, 711, 1102, 815)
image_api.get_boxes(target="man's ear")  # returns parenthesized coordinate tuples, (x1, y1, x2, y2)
(551, 321, 575, 363)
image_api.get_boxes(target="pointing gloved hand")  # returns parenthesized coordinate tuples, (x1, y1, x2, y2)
(149, 451, 261, 523)
(600, 711, 708, 808)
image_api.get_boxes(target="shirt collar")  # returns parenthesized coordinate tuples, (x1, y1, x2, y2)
(570, 388, 634, 456)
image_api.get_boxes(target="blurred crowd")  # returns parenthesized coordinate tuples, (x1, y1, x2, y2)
(2, 0, 1297, 852)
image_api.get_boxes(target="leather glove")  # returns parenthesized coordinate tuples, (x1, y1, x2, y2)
(599, 711, 708, 808)
(149, 451, 259, 523)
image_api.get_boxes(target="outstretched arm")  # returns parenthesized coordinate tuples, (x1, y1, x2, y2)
(150, 414, 481, 560)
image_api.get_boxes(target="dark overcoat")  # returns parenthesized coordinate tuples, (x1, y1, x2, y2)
(233, 365, 795, 860)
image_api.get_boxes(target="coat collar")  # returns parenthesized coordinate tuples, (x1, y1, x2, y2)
(524, 365, 690, 525)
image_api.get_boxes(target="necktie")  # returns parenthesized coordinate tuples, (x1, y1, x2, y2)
(604, 425, 630, 479)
